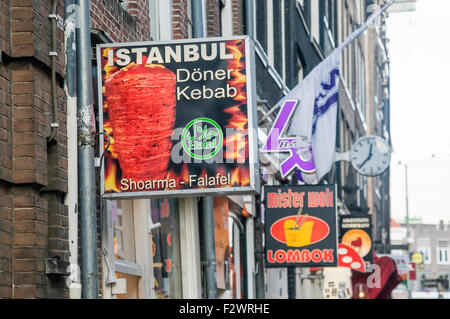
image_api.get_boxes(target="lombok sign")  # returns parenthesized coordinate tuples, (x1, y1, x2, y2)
(97, 36, 258, 198)
(264, 185, 338, 268)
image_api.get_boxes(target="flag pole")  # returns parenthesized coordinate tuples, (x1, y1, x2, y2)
(338, 0, 395, 51)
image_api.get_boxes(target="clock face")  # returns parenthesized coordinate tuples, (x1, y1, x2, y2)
(350, 136, 391, 177)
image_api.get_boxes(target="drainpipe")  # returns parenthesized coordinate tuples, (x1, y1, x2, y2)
(47, 0, 58, 142)
(76, 0, 98, 299)
(192, 0, 205, 39)
(245, 0, 254, 40)
(64, 0, 79, 298)
(199, 197, 217, 299)
(191, 1, 218, 299)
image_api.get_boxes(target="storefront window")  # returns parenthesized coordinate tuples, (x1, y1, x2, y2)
(112, 200, 136, 262)
(151, 198, 182, 298)
(107, 200, 142, 299)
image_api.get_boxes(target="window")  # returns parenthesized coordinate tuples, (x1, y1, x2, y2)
(266, 0, 274, 67)
(220, 0, 233, 36)
(112, 201, 136, 262)
(437, 240, 450, 265)
(149, 0, 173, 40)
(107, 200, 144, 299)
(186, 0, 193, 38)
(310, 0, 320, 43)
(355, 43, 366, 116)
(417, 238, 432, 265)
(272, 0, 283, 75)
(103, 199, 178, 299)
(296, 51, 304, 84)
(323, 0, 337, 47)
(151, 198, 182, 298)
(256, 0, 268, 53)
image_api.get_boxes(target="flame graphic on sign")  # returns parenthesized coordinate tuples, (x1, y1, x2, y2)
(224, 40, 249, 162)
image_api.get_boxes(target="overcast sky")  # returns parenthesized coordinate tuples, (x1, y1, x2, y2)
(387, 0, 450, 225)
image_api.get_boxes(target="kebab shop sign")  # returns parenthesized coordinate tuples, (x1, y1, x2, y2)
(97, 36, 258, 199)
(264, 185, 338, 268)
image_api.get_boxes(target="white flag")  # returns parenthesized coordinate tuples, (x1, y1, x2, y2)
(278, 0, 395, 182)
(285, 49, 340, 181)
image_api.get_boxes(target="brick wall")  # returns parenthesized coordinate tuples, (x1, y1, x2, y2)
(232, 0, 244, 36)
(206, 0, 220, 37)
(0, 183, 12, 298)
(90, 0, 151, 42)
(172, 0, 190, 39)
(0, 0, 69, 299)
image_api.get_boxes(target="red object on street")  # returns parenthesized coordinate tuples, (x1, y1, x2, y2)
(105, 64, 176, 183)
(352, 253, 403, 299)
(409, 262, 417, 281)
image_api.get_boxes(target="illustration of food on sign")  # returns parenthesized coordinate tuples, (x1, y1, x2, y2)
(105, 63, 176, 183)
(284, 219, 314, 247)
(270, 215, 330, 248)
(341, 229, 371, 258)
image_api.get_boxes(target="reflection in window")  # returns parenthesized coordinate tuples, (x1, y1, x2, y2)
(151, 199, 182, 298)
(112, 200, 136, 263)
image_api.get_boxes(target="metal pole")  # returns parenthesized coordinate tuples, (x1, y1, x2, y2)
(76, 0, 98, 299)
(200, 197, 217, 298)
(191, 0, 204, 38)
(405, 163, 410, 236)
(254, 206, 265, 299)
(245, 0, 255, 39)
(169, 199, 183, 298)
(404, 163, 411, 299)
(64, 0, 80, 299)
(191, 0, 217, 299)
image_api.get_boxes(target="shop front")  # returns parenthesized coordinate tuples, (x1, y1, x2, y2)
(100, 195, 256, 299)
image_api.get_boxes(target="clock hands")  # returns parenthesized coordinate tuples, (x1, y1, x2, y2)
(357, 143, 373, 169)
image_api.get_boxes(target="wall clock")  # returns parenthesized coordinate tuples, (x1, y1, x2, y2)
(350, 135, 391, 177)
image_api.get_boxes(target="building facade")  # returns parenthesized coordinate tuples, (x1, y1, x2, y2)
(0, 0, 393, 299)
(390, 220, 450, 298)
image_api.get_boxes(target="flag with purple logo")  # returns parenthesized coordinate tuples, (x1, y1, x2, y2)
(264, 0, 395, 183)
(261, 48, 340, 182)
(285, 49, 341, 182)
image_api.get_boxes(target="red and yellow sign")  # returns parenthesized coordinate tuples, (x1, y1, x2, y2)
(264, 185, 338, 268)
(270, 216, 330, 247)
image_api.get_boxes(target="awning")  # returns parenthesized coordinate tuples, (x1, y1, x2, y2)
(351, 253, 404, 299)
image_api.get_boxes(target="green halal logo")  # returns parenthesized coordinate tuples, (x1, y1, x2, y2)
(182, 118, 223, 160)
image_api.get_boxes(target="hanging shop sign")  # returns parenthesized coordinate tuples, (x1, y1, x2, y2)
(264, 185, 338, 268)
(97, 36, 259, 199)
(339, 215, 373, 267)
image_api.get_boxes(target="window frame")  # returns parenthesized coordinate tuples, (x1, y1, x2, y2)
(437, 240, 450, 265)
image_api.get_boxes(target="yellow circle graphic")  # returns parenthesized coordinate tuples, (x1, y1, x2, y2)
(411, 252, 423, 264)
(341, 229, 372, 258)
